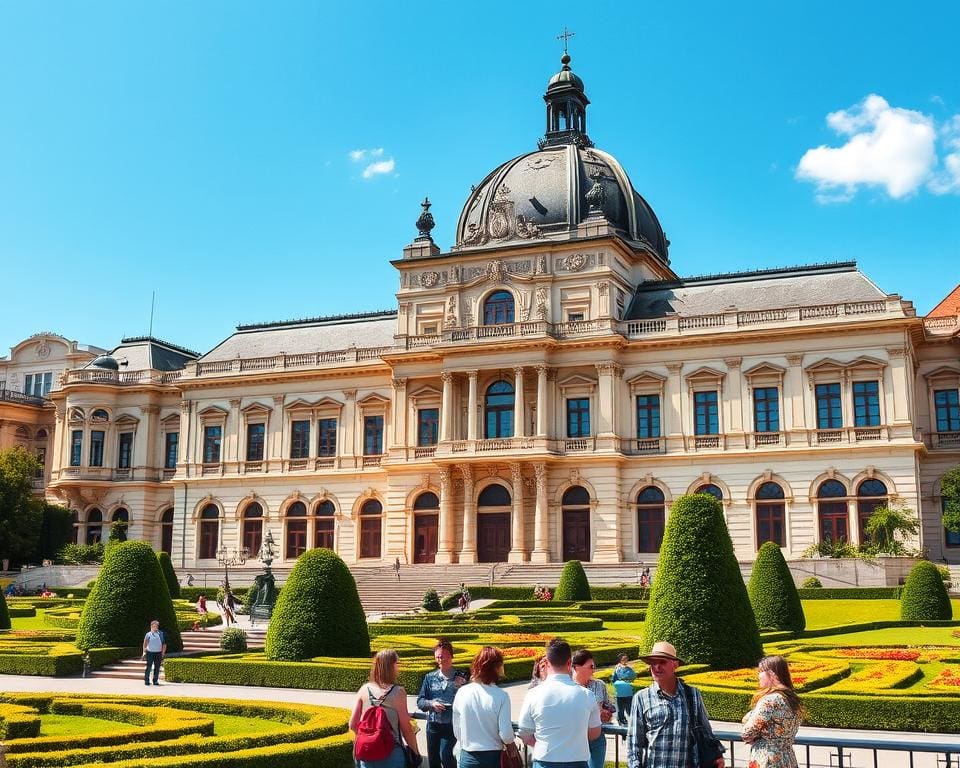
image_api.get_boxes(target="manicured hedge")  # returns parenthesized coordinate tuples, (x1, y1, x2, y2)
(748, 542, 805, 632)
(0, 703, 40, 739)
(8, 606, 36, 618)
(439, 585, 649, 609)
(157, 552, 181, 599)
(0, 589, 11, 630)
(368, 614, 603, 637)
(555, 560, 591, 601)
(797, 587, 902, 599)
(901, 561, 952, 621)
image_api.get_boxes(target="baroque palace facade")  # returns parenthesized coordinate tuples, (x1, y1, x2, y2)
(6, 54, 960, 572)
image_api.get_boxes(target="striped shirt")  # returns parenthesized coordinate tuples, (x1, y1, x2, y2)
(627, 679, 721, 768)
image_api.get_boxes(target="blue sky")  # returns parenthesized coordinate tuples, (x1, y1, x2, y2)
(1, 1, 957, 356)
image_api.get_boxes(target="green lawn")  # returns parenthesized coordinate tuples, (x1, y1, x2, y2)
(41, 714, 139, 737)
(798, 625, 960, 646)
(209, 712, 286, 736)
(802, 599, 960, 629)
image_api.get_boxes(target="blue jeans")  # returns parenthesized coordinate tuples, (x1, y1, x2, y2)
(360, 744, 407, 768)
(459, 750, 501, 768)
(426, 722, 456, 768)
(532, 762, 589, 768)
(588, 735, 606, 768)
(616, 696, 633, 726)
(144, 651, 162, 683)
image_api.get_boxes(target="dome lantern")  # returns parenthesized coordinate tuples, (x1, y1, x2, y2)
(540, 45, 592, 150)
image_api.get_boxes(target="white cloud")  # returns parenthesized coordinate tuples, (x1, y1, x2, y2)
(348, 147, 394, 179)
(796, 94, 937, 202)
(930, 115, 960, 194)
(361, 158, 396, 179)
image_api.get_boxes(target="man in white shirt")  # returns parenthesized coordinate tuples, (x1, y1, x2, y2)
(518, 638, 602, 768)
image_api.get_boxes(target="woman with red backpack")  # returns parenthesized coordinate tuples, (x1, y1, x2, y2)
(350, 649, 422, 767)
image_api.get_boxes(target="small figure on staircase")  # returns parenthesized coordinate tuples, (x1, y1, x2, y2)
(196, 593, 208, 630)
(394, 556, 401, 582)
(457, 583, 471, 613)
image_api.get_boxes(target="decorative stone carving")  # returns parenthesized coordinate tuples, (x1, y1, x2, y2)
(391, 378, 407, 391)
(534, 462, 547, 487)
(724, 357, 742, 369)
(37, 341, 51, 360)
(420, 271, 440, 288)
(516, 216, 542, 239)
(510, 462, 523, 485)
(486, 259, 507, 284)
(525, 155, 556, 171)
(570, 468, 581, 484)
(536, 286, 548, 320)
(596, 281, 608, 296)
(786, 354, 803, 366)
(444, 296, 458, 328)
(534, 254, 547, 275)
(415, 197, 435, 241)
(565, 252, 589, 272)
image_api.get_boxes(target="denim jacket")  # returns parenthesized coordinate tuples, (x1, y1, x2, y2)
(416, 668, 465, 725)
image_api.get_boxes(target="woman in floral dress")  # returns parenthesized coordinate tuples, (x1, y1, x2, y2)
(741, 655, 803, 768)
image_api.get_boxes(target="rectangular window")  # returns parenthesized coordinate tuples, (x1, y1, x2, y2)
(164, 432, 179, 470)
(35, 447, 46, 478)
(203, 425, 222, 464)
(693, 391, 719, 436)
(117, 432, 133, 469)
(41, 372, 52, 396)
(417, 408, 439, 447)
(246, 423, 265, 461)
(636, 395, 661, 439)
(89, 430, 105, 467)
(70, 430, 83, 467)
(567, 312, 585, 322)
(935, 389, 960, 433)
(318, 418, 338, 456)
(290, 420, 311, 459)
(566, 398, 591, 438)
(853, 380, 880, 427)
(24, 374, 33, 395)
(815, 383, 843, 429)
(364, 415, 384, 456)
(753, 387, 780, 433)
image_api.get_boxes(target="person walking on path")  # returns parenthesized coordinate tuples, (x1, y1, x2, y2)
(452, 646, 516, 768)
(141, 620, 166, 686)
(572, 649, 615, 768)
(611, 654, 637, 727)
(350, 649, 422, 768)
(417, 639, 467, 768)
(741, 656, 802, 768)
(627, 641, 725, 768)
(394, 556, 401, 582)
(518, 638, 601, 768)
(196, 594, 208, 629)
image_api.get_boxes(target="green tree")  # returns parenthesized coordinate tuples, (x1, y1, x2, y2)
(0, 588, 10, 630)
(864, 499, 920, 555)
(748, 541, 805, 631)
(900, 560, 952, 621)
(554, 560, 592, 601)
(37, 504, 74, 562)
(157, 551, 180, 598)
(265, 548, 369, 660)
(0, 447, 44, 565)
(75, 540, 182, 652)
(941, 466, 960, 534)
(644, 493, 762, 669)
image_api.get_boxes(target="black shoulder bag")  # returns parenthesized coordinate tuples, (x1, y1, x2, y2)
(682, 682, 723, 768)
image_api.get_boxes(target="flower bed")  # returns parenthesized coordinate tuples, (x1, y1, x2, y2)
(825, 661, 922, 692)
(684, 659, 850, 693)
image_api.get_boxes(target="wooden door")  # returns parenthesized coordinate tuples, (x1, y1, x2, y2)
(414, 514, 439, 563)
(562, 509, 591, 562)
(477, 512, 510, 563)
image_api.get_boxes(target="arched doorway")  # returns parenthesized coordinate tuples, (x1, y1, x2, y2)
(160, 508, 174, 554)
(857, 479, 888, 543)
(285, 501, 307, 559)
(359, 499, 383, 559)
(413, 492, 439, 564)
(314, 500, 335, 550)
(242, 502, 264, 556)
(561, 486, 591, 562)
(636, 487, 665, 553)
(476, 484, 511, 563)
(817, 480, 849, 543)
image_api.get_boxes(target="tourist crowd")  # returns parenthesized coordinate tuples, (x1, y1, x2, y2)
(350, 637, 803, 768)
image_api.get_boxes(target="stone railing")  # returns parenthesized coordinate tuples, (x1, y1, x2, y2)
(931, 431, 960, 450)
(924, 315, 959, 335)
(0, 388, 50, 407)
(190, 347, 394, 378)
(63, 369, 176, 386)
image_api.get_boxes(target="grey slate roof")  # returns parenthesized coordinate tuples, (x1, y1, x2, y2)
(200, 313, 398, 363)
(625, 262, 886, 320)
(88, 337, 199, 372)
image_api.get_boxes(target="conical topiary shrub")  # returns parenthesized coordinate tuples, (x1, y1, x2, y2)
(265, 548, 370, 660)
(901, 560, 953, 621)
(644, 494, 762, 669)
(748, 541, 805, 632)
(555, 560, 592, 601)
(76, 540, 182, 651)
(0, 589, 10, 630)
(157, 551, 180, 599)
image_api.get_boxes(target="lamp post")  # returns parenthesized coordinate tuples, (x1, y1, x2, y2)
(258, 529, 276, 576)
(216, 544, 248, 592)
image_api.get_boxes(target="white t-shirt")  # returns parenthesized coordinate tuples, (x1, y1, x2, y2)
(452, 682, 514, 752)
(518, 673, 601, 762)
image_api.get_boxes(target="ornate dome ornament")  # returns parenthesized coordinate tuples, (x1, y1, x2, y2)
(585, 169, 608, 217)
(415, 197, 436, 241)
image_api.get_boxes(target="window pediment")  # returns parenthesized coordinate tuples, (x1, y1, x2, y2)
(924, 366, 960, 383)
(846, 355, 887, 372)
(358, 392, 391, 407)
(627, 371, 667, 393)
(313, 396, 344, 411)
(115, 413, 140, 426)
(684, 366, 725, 390)
(285, 398, 315, 412)
(197, 405, 229, 419)
(743, 362, 786, 378)
(804, 358, 846, 375)
(241, 401, 273, 416)
(558, 374, 597, 392)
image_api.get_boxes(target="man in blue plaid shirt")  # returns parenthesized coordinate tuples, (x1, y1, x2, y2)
(627, 641, 725, 768)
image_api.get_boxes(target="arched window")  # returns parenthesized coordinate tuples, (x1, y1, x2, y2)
(314, 500, 336, 550)
(637, 487, 665, 553)
(755, 482, 785, 548)
(414, 492, 439, 510)
(86, 508, 103, 545)
(413, 492, 440, 564)
(562, 486, 591, 561)
(483, 290, 515, 325)
(695, 484, 723, 501)
(160, 508, 174, 554)
(817, 480, 848, 543)
(198, 504, 219, 559)
(359, 499, 383, 559)
(35, 429, 48, 440)
(71, 509, 80, 544)
(478, 484, 512, 507)
(857, 479, 888, 542)
(110, 507, 129, 542)
(91, 409, 109, 422)
(285, 501, 307, 559)
(485, 381, 515, 439)
(242, 502, 264, 556)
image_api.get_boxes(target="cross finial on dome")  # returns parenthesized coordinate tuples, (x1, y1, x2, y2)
(415, 197, 436, 242)
(557, 26, 575, 55)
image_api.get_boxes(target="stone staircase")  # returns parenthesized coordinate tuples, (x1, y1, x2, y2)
(89, 627, 268, 682)
(353, 564, 493, 614)
(491, 562, 656, 587)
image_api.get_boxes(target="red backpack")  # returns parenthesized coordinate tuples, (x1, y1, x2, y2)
(354, 685, 397, 761)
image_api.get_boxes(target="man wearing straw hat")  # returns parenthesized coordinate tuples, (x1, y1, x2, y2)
(627, 641, 725, 768)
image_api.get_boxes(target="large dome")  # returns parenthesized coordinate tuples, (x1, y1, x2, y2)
(452, 54, 669, 262)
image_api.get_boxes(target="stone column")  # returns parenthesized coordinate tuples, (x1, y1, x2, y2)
(887, 346, 909, 423)
(665, 362, 684, 450)
(341, 390, 356, 468)
(467, 370, 479, 440)
(785, 355, 805, 441)
(269, 395, 284, 470)
(228, 398, 242, 463)
(725, 358, 743, 435)
(436, 467, 455, 563)
(179, 400, 192, 467)
(595, 362, 622, 449)
(459, 465, 477, 563)
(513, 367, 525, 438)
(531, 462, 550, 562)
(391, 378, 407, 448)
(139, 405, 159, 475)
(440, 372, 454, 441)
(508, 462, 528, 562)
(536, 366, 549, 437)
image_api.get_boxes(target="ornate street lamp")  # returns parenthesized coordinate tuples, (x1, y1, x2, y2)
(258, 529, 276, 576)
(216, 544, 248, 592)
